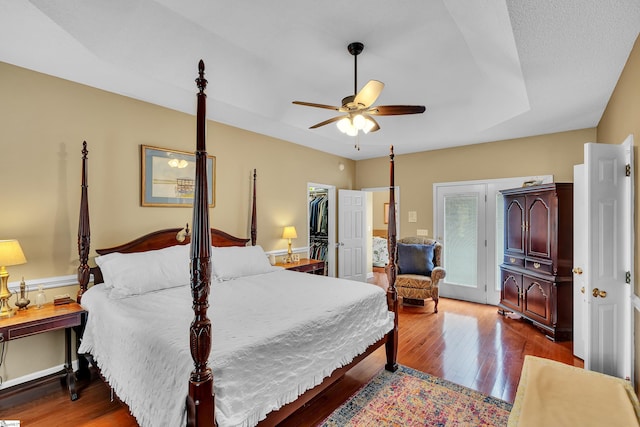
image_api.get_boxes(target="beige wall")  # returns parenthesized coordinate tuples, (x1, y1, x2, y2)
(355, 128, 594, 238)
(0, 62, 356, 382)
(596, 34, 640, 389)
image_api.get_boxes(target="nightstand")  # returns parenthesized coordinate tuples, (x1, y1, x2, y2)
(0, 301, 87, 400)
(277, 258, 326, 275)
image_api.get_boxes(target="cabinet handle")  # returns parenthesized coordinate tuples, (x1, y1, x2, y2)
(533, 262, 540, 269)
(509, 257, 516, 263)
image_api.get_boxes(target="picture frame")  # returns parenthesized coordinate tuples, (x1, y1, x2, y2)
(141, 145, 215, 207)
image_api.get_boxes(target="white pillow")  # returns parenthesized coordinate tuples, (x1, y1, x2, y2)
(95, 244, 190, 297)
(211, 245, 281, 281)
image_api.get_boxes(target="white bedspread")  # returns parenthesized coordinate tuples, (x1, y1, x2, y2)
(79, 269, 394, 427)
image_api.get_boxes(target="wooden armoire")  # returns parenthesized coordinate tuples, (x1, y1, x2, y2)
(498, 183, 573, 341)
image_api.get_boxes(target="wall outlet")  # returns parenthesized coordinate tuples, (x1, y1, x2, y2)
(416, 229, 429, 236)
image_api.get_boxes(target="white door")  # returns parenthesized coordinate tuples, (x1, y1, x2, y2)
(573, 164, 587, 360)
(574, 136, 634, 380)
(436, 184, 487, 303)
(338, 189, 367, 281)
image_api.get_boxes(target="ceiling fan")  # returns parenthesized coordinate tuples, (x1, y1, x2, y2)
(293, 42, 426, 139)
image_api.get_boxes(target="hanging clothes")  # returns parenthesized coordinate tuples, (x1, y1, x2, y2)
(309, 191, 328, 262)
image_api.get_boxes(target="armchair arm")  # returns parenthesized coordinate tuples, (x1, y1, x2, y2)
(431, 266, 446, 286)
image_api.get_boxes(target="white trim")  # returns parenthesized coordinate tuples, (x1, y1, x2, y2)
(265, 247, 308, 257)
(632, 294, 640, 311)
(0, 359, 80, 390)
(7, 274, 80, 294)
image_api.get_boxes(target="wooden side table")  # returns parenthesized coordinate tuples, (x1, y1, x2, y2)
(0, 301, 87, 400)
(276, 258, 326, 275)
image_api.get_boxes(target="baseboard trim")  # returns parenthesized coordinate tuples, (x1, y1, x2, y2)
(0, 359, 79, 391)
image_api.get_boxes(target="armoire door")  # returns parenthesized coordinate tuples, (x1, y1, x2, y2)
(504, 195, 525, 259)
(500, 268, 522, 312)
(526, 192, 553, 261)
(522, 275, 553, 327)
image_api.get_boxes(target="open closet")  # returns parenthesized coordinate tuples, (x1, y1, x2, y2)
(309, 187, 329, 264)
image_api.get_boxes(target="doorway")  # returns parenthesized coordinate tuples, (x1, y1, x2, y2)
(362, 186, 400, 279)
(307, 183, 336, 277)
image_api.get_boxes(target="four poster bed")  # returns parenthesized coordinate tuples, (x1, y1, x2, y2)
(75, 61, 400, 427)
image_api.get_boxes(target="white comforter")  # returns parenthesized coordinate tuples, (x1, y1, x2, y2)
(79, 269, 394, 427)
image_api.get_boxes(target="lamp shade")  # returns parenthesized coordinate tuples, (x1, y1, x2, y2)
(282, 226, 298, 240)
(0, 240, 26, 266)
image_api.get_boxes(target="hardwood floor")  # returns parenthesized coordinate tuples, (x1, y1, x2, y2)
(1, 273, 581, 426)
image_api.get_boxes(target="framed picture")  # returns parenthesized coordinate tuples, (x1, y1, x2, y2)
(141, 145, 215, 207)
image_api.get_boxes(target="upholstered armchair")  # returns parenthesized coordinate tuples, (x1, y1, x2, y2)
(395, 237, 446, 313)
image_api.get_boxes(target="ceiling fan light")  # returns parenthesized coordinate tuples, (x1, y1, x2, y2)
(346, 126, 358, 137)
(337, 117, 351, 133)
(363, 117, 375, 134)
(353, 114, 366, 130)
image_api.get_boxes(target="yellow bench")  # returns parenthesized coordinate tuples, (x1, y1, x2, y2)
(509, 356, 640, 426)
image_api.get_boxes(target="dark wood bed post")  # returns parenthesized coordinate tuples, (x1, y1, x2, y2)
(186, 60, 215, 427)
(77, 141, 90, 304)
(251, 169, 257, 246)
(385, 145, 399, 372)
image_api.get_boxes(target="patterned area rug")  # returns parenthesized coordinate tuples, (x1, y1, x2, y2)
(321, 365, 512, 426)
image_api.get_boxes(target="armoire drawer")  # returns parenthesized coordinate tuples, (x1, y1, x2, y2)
(526, 259, 553, 275)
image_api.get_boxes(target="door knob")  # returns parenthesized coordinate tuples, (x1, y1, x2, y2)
(580, 287, 585, 294)
(572, 267, 583, 275)
(592, 288, 607, 298)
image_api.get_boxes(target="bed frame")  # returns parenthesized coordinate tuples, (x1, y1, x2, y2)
(76, 60, 399, 427)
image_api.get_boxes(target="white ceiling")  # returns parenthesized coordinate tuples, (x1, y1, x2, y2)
(1, 0, 639, 160)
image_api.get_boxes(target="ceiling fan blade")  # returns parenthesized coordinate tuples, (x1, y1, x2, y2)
(309, 115, 345, 129)
(292, 101, 340, 111)
(368, 105, 426, 115)
(353, 80, 384, 109)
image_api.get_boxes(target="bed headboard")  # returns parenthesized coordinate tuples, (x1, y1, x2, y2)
(86, 227, 251, 286)
(373, 229, 388, 238)
(95, 228, 249, 255)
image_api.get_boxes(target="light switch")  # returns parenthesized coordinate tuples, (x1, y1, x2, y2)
(408, 211, 417, 223)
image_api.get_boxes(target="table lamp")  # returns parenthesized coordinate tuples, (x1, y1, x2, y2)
(0, 239, 27, 318)
(282, 226, 297, 263)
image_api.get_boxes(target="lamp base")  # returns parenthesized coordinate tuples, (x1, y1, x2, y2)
(285, 240, 293, 263)
(0, 299, 15, 318)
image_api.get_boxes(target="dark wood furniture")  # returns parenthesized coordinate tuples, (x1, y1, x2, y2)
(498, 183, 573, 341)
(75, 61, 399, 427)
(276, 258, 326, 275)
(0, 302, 87, 400)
